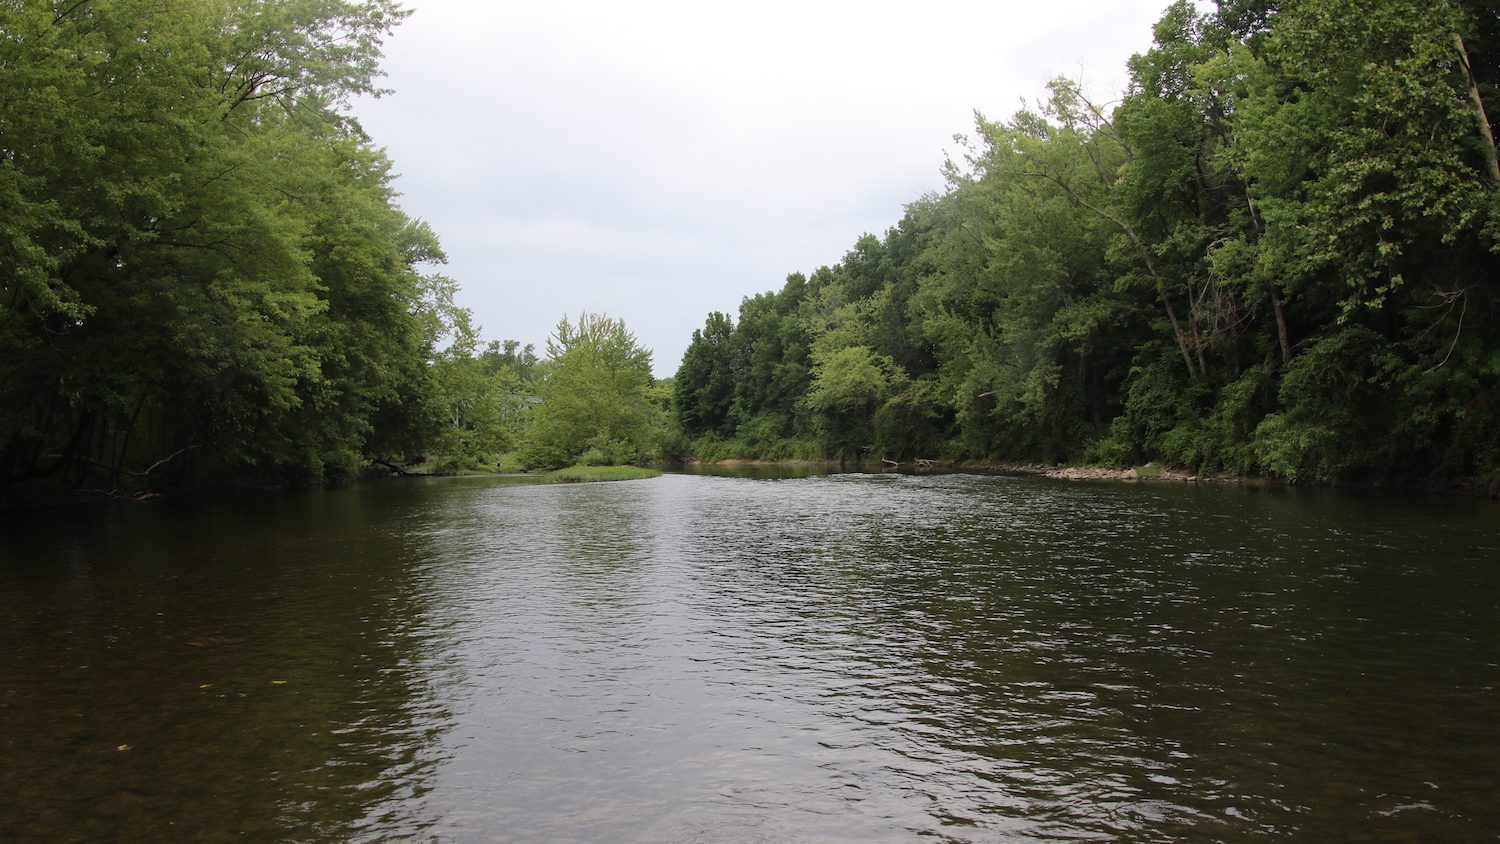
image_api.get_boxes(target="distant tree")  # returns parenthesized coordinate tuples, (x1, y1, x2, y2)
(480, 339, 540, 381)
(522, 313, 664, 467)
(674, 312, 739, 437)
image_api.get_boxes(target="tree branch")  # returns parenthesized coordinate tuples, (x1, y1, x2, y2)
(1003, 167, 1200, 375)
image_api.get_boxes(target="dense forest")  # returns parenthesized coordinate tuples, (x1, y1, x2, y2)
(5, 0, 1498, 506)
(675, 0, 1500, 486)
(0, 1, 666, 505)
(0, 0, 452, 503)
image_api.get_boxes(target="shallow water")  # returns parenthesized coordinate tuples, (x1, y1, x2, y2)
(2, 472, 1497, 841)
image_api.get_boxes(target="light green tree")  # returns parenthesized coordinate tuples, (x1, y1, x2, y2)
(522, 313, 664, 467)
(806, 345, 908, 459)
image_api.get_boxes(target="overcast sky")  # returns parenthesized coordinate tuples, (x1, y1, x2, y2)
(353, 0, 1181, 376)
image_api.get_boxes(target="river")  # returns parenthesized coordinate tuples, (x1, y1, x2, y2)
(1, 472, 1497, 841)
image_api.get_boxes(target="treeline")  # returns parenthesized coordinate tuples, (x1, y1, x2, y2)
(0, 2, 684, 506)
(674, 0, 1500, 484)
(430, 313, 673, 474)
(8, 0, 1498, 504)
(0, 0, 462, 503)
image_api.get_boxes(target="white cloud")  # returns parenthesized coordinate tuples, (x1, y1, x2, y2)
(356, 0, 1184, 375)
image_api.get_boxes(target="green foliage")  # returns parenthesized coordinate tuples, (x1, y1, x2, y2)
(674, 311, 739, 436)
(671, 0, 1500, 484)
(806, 345, 909, 458)
(13, 0, 1490, 492)
(1134, 462, 1167, 479)
(1252, 325, 1403, 480)
(519, 313, 667, 469)
(1237, 0, 1495, 317)
(417, 280, 534, 470)
(0, 0, 444, 502)
(1106, 348, 1207, 462)
(874, 380, 949, 460)
(1158, 364, 1274, 474)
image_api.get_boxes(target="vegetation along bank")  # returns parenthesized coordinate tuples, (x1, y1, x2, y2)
(4, 1, 1498, 507)
(673, 0, 1500, 491)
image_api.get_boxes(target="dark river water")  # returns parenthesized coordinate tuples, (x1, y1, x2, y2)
(2, 472, 1497, 842)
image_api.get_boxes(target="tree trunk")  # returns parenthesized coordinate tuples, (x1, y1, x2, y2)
(1455, 31, 1500, 184)
(1084, 359, 1105, 432)
(1240, 181, 1295, 366)
(52, 411, 93, 483)
(111, 393, 148, 490)
(1268, 280, 1293, 366)
(1160, 294, 1197, 376)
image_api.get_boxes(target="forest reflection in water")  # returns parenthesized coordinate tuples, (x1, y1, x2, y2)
(1, 472, 1496, 841)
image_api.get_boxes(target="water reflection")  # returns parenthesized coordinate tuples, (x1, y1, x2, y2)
(2, 473, 1497, 841)
(0, 485, 458, 841)
(646, 474, 1500, 841)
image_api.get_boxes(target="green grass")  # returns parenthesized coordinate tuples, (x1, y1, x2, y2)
(383, 459, 659, 484)
(541, 465, 661, 483)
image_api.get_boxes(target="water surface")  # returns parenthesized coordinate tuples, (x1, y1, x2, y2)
(2, 473, 1496, 841)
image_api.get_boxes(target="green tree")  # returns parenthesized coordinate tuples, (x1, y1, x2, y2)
(669, 0, 1500, 483)
(806, 345, 908, 459)
(522, 313, 664, 467)
(674, 311, 739, 437)
(0, 0, 438, 502)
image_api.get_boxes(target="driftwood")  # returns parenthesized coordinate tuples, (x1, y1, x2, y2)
(41, 445, 195, 478)
(372, 460, 418, 477)
(881, 457, 938, 469)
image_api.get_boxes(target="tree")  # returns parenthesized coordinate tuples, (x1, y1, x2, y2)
(668, 0, 1499, 483)
(806, 345, 908, 459)
(1236, 0, 1496, 319)
(0, 0, 436, 501)
(674, 311, 739, 437)
(522, 313, 664, 467)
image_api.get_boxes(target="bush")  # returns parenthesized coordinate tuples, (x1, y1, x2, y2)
(1158, 363, 1274, 474)
(577, 447, 609, 467)
(1251, 325, 1401, 481)
(1084, 430, 1134, 467)
(1111, 346, 1210, 461)
(544, 465, 660, 483)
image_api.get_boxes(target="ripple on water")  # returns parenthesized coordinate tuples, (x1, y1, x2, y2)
(1, 472, 1497, 841)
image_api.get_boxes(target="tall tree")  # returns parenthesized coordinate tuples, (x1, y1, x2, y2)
(674, 311, 739, 437)
(0, 0, 436, 501)
(523, 313, 663, 467)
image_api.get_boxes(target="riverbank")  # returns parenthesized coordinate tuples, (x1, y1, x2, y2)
(683, 457, 1499, 497)
(970, 461, 1274, 486)
(685, 457, 1241, 484)
(987, 462, 1499, 497)
(0, 463, 662, 510)
(370, 459, 660, 483)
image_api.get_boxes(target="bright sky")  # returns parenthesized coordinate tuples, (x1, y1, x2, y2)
(353, 0, 1180, 376)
